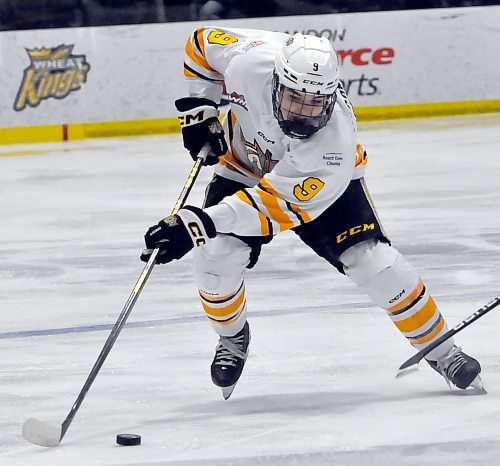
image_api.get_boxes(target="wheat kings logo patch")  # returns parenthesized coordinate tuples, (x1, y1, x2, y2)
(244, 136, 279, 176)
(14, 44, 90, 111)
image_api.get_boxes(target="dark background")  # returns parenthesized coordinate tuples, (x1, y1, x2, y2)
(0, 0, 497, 32)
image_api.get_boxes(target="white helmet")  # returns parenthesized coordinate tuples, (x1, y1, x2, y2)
(272, 34, 340, 138)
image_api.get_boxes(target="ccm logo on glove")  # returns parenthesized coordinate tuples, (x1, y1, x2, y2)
(175, 97, 227, 165)
(141, 206, 216, 264)
(187, 222, 208, 246)
(178, 111, 205, 127)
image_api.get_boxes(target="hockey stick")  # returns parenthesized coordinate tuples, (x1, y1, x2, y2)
(22, 145, 210, 447)
(396, 294, 500, 378)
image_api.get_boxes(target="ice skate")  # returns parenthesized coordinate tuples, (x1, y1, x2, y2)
(427, 346, 484, 391)
(211, 321, 250, 400)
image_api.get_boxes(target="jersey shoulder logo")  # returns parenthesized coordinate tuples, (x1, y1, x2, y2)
(228, 91, 248, 110)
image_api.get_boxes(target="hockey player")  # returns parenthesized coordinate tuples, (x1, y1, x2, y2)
(141, 28, 482, 399)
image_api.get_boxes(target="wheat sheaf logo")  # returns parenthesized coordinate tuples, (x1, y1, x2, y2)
(14, 44, 90, 111)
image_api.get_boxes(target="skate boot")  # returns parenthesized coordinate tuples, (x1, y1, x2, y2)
(427, 345, 483, 390)
(211, 321, 250, 400)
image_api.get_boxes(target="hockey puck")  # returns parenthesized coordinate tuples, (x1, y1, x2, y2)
(116, 434, 141, 446)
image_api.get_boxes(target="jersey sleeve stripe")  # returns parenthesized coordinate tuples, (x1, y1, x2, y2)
(256, 181, 298, 227)
(183, 66, 197, 79)
(193, 28, 204, 55)
(185, 35, 218, 74)
(290, 202, 312, 223)
(258, 178, 312, 224)
(254, 188, 294, 232)
(285, 201, 306, 225)
(236, 190, 272, 236)
(183, 63, 221, 82)
(257, 179, 278, 196)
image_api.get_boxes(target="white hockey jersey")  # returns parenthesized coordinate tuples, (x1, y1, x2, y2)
(183, 27, 367, 237)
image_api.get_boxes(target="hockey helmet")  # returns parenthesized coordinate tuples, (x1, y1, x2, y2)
(272, 34, 339, 139)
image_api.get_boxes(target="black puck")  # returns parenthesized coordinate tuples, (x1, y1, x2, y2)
(116, 434, 141, 446)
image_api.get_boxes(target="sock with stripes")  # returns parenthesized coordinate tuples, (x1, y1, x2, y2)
(341, 240, 454, 361)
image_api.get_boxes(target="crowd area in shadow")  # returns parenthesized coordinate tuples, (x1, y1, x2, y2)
(0, 0, 496, 32)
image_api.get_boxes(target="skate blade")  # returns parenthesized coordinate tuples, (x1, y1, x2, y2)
(470, 374, 487, 393)
(221, 384, 236, 400)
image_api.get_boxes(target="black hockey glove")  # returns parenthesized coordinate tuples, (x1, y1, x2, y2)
(175, 97, 227, 166)
(140, 206, 217, 264)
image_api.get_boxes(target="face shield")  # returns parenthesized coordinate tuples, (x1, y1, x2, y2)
(272, 73, 337, 139)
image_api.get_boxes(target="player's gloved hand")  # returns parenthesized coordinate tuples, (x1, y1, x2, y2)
(175, 97, 227, 166)
(140, 206, 217, 264)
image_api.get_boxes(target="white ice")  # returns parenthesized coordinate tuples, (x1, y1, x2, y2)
(1, 114, 499, 466)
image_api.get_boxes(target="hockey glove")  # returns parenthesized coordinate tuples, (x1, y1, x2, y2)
(140, 206, 217, 264)
(175, 97, 227, 165)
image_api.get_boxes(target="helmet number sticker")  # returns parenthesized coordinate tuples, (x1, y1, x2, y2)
(207, 31, 238, 46)
(313, 63, 319, 71)
(293, 177, 325, 201)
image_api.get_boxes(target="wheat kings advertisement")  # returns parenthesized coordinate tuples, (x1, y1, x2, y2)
(0, 6, 498, 128)
(14, 45, 90, 111)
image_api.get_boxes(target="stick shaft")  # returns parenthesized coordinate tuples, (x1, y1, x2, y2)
(60, 149, 207, 440)
(398, 295, 500, 371)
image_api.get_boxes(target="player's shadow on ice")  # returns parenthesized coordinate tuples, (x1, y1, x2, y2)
(145, 388, 481, 427)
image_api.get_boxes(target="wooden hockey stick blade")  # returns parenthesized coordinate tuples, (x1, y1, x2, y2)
(23, 418, 62, 447)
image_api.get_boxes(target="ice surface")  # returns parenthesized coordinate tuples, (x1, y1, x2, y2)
(1, 114, 499, 465)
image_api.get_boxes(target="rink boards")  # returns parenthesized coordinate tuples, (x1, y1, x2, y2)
(0, 6, 499, 144)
